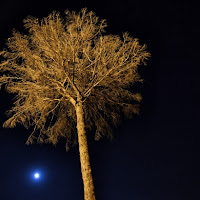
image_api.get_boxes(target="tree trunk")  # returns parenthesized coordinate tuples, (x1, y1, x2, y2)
(75, 100, 96, 200)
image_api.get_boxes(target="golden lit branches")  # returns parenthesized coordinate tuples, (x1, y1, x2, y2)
(0, 8, 150, 150)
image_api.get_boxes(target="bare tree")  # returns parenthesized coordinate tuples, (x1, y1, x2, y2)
(0, 8, 150, 200)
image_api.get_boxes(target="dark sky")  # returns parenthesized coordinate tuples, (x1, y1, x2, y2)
(0, 0, 199, 200)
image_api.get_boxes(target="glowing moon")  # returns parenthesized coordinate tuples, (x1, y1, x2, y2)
(34, 173, 40, 179)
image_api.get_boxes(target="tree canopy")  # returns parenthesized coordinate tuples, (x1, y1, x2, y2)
(0, 8, 150, 150)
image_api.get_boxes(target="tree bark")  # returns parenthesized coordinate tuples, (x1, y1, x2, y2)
(75, 100, 96, 200)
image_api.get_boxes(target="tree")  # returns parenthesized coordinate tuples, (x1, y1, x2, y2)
(0, 8, 150, 200)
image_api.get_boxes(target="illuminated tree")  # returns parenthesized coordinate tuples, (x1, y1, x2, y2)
(0, 8, 150, 200)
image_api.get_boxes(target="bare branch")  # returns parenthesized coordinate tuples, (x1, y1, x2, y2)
(0, 8, 150, 150)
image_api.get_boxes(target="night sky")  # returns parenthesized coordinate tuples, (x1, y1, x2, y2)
(0, 0, 199, 200)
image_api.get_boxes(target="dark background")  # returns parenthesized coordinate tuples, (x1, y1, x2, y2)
(0, 0, 199, 199)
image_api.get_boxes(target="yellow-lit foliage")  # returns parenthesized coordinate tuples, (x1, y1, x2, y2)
(0, 8, 150, 150)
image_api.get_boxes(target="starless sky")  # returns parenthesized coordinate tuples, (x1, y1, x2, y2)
(0, 0, 199, 200)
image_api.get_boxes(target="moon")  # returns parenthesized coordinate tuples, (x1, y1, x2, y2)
(34, 173, 40, 179)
